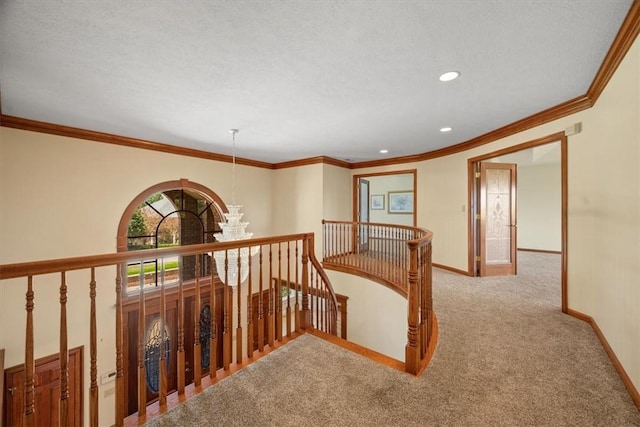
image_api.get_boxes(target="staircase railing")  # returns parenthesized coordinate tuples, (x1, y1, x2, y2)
(0, 232, 338, 426)
(322, 220, 434, 375)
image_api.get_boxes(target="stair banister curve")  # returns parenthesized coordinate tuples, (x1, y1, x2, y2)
(321, 220, 436, 375)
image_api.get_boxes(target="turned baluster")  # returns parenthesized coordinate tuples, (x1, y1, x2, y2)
(300, 238, 310, 330)
(275, 243, 282, 341)
(294, 241, 300, 332)
(258, 247, 265, 352)
(59, 272, 70, 426)
(193, 256, 202, 386)
(419, 244, 425, 353)
(320, 273, 325, 332)
(286, 242, 291, 337)
(340, 222, 345, 263)
(268, 245, 275, 346)
(405, 243, 420, 375)
(24, 276, 35, 427)
(235, 252, 242, 365)
(137, 268, 146, 416)
(115, 267, 125, 426)
(425, 243, 433, 346)
(159, 263, 168, 405)
(177, 257, 185, 393)
(246, 249, 254, 359)
(312, 270, 317, 329)
(222, 252, 231, 370)
(89, 268, 99, 426)
(209, 264, 217, 378)
(336, 222, 340, 261)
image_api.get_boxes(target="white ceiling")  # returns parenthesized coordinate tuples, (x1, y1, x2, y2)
(0, 1, 633, 164)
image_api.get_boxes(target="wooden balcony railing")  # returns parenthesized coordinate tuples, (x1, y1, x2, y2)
(322, 220, 434, 375)
(0, 232, 338, 426)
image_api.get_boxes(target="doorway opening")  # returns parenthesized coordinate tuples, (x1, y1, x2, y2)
(468, 132, 568, 313)
(353, 170, 417, 227)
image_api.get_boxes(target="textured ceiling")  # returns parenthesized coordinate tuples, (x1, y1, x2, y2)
(0, 1, 634, 163)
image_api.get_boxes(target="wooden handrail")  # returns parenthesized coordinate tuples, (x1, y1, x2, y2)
(308, 234, 339, 335)
(0, 232, 338, 426)
(0, 233, 314, 280)
(322, 220, 434, 374)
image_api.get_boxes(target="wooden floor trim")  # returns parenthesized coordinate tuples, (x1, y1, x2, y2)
(517, 248, 562, 254)
(308, 311, 439, 378)
(307, 329, 406, 373)
(567, 308, 640, 410)
(432, 263, 471, 276)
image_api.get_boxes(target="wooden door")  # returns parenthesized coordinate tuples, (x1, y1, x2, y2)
(4, 347, 82, 427)
(358, 178, 370, 252)
(479, 162, 517, 276)
(123, 284, 225, 416)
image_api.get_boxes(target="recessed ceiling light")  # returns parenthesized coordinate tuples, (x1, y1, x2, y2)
(380, 149, 389, 154)
(440, 127, 453, 132)
(439, 71, 460, 82)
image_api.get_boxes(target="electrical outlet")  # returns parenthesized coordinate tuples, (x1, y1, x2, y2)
(101, 370, 116, 384)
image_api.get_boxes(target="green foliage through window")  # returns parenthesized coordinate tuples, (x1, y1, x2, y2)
(128, 208, 147, 237)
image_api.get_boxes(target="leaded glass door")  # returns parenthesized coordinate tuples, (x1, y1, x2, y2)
(479, 162, 517, 276)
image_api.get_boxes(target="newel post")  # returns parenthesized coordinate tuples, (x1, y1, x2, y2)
(405, 242, 420, 375)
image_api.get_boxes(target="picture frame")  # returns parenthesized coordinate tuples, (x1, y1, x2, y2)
(370, 194, 385, 210)
(388, 191, 414, 214)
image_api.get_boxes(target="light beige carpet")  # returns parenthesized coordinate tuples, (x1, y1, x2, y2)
(145, 251, 640, 426)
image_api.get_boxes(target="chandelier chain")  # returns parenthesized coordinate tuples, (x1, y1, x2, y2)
(231, 129, 237, 205)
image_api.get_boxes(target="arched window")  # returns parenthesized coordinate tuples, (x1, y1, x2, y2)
(118, 179, 228, 293)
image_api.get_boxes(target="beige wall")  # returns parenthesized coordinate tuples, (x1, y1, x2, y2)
(271, 164, 322, 236)
(328, 271, 407, 361)
(271, 163, 352, 255)
(322, 164, 352, 223)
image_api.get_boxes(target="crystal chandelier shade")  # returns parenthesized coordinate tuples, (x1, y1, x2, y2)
(213, 205, 259, 286)
(213, 129, 259, 287)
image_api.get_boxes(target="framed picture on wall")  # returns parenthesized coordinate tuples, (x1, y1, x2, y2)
(388, 191, 413, 214)
(371, 194, 385, 210)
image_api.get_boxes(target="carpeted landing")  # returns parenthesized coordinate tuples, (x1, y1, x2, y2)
(145, 252, 640, 426)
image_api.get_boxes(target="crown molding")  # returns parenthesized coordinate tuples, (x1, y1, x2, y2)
(273, 156, 352, 170)
(588, 0, 640, 105)
(350, 94, 591, 169)
(0, 114, 275, 170)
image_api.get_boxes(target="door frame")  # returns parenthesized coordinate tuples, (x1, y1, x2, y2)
(358, 178, 370, 252)
(467, 132, 568, 313)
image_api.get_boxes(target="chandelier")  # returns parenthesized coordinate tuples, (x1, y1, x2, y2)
(213, 129, 259, 287)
